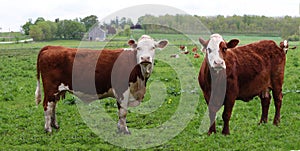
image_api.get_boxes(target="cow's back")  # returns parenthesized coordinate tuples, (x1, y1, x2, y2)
(225, 40, 286, 100)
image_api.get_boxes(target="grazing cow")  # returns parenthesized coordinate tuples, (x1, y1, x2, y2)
(35, 35, 168, 134)
(192, 46, 198, 53)
(179, 45, 189, 54)
(170, 54, 180, 58)
(198, 34, 293, 135)
(179, 45, 185, 51)
(194, 53, 200, 58)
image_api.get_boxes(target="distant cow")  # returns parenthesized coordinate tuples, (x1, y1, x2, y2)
(198, 34, 293, 135)
(179, 45, 185, 51)
(179, 45, 189, 54)
(192, 46, 198, 53)
(35, 35, 168, 134)
(193, 53, 200, 58)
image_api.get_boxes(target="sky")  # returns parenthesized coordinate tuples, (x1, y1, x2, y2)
(0, 0, 299, 32)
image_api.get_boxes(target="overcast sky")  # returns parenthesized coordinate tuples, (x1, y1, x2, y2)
(0, 0, 299, 32)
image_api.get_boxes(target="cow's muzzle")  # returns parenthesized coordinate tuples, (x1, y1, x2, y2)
(140, 61, 152, 77)
(212, 60, 226, 71)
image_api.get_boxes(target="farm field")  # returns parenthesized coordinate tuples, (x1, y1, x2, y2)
(0, 34, 299, 150)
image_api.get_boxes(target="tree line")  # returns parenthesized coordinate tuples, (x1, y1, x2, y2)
(22, 14, 299, 41)
(138, 14, 299, 41)
(21, 15, 134, 41)
(22, 15, 96, 41)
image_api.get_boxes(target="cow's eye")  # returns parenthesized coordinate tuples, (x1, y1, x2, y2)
(207, 48, 212, 53)
(152, 46, 155, 50)
(222, 47, 227, 52)
(137, 47, 141, 51)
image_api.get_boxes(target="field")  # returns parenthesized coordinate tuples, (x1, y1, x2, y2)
(0, 34, 299, 150)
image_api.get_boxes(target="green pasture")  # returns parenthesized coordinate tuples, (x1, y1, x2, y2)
(0, 34, 299, 150)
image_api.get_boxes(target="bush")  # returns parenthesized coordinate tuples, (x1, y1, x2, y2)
(288, 34, 299, 41)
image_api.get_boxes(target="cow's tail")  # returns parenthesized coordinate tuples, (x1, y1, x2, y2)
(280, 40, 297, 54)
(35, 46, 49, 105)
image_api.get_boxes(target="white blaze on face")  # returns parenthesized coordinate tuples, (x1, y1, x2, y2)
(206, 34, 226, 70)
(284, 40, 288, 47)
(136, 35, 156, 64)
(133, 35, 168, 76)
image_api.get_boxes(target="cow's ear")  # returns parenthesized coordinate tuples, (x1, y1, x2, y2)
(199, 37, 208, 47)
(199, 37, 208, 53)
(128, 39, 137, 48)
(227, 39, 239, 48)
(156, 40, 168, 49)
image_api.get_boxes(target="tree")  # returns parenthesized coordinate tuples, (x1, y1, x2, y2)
(123, 25, 131, 37)
(57, 20, 86, 39)
(21, 19, 33, 35)
(29, 25, 43, 41)
(81, 15, 98, 31)
(34, 17, 45, 24)
(29, 21, 57, 41)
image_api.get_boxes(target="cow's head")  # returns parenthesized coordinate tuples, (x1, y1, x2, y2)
(199, 34, 239, 71)
(128, 35, 168, 76)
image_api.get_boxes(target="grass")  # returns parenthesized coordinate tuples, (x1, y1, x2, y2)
(0, 32, 30, 42)
(0, 34, 299, 150)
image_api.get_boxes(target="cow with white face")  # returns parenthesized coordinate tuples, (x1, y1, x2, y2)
(199, 34, 239, 71)
(36, 35, 168, 134)
(128, 35, 168, 78)
(198, 33, 292, 135)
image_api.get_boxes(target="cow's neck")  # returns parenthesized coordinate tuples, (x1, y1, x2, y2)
(127, 64, 150, 107)
(139, 63, 153, 79)
(129, 64, 150, 85)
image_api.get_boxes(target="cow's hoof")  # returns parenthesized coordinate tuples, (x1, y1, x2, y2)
(118, 130, 131, 135)
(207, 127, 216, 136)
(259, 118, 268, 124)
(117, 128, 131, 135)
(44, 127, 52, 134)
(221, 130, 230, 135)
(273, 120, 280, 126)
(52, 123, 60, 129)
(207, 130, 216, 136)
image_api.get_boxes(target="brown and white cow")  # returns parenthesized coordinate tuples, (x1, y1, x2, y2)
(35, 35, 168, 134)
(198, 34, 293, 135)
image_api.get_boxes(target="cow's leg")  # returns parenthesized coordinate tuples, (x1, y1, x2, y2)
(222, 98, 235, 135)
(208, 105, 219, 135)
(272, 89, 282, 126)
(43, 93, 59, 133)
(117, 101, 130, 134)
(208, 109, 216, 135)
(51, 101, 59, 129)
(259, 90, 271, 124)
(44, 100, 55, 133)
(271, 73, 284, 126)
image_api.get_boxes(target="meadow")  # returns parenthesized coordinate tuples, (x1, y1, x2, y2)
(0, 34, 299, 150)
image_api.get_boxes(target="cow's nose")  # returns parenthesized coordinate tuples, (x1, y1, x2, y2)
(213, 60, 224, 66)
(141, 56, 151, 62)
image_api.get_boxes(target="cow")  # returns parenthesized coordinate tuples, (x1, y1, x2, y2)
(193, 53, 200, 58)
(179, 45, 185, 51)
(179, 45, 189, 54)
(198, 33, 293, 135)
(192, 46, 198, 53)
(35, 35, 168, 134)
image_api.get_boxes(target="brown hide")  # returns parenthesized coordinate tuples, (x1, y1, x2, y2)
(200, 40, 286, 101)
(198, 40, 286, 135)
(37, 46, 146, 110)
